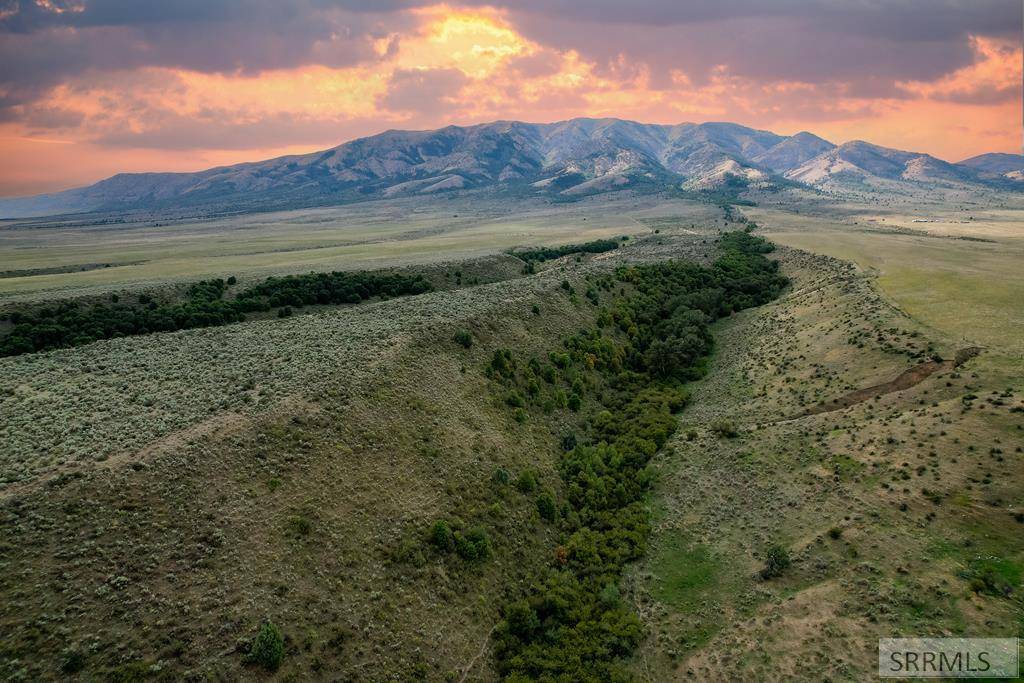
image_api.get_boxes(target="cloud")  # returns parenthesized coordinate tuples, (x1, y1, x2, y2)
(0, 1, 1020, 194)
(897, 35, 1022, 105)
(378, 67, 468, 116)
(0, 2, 395, 114)
(92, 111, 382, 150)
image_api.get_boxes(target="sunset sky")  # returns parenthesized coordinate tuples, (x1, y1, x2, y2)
(0, 0, 1020, 196)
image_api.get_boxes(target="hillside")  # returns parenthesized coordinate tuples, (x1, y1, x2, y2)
(1, 119, 1015, 219)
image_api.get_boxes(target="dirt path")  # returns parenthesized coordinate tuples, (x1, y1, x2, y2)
(798, 346, 982, 417)
(458, 626, 495, 683)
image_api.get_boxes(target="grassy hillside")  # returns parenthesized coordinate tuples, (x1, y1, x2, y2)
(0, 228, 728, 680)
(631, 246, 1023, 680)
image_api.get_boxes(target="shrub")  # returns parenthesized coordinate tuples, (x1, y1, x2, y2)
(0, 269, 432, 357)
(491, 468, 511, 486)
(455, 527, 492, 562)
(430, 520, 455, 552)
(711, 420, 739, 438)
(827, 527, 843, 539)
(516, 470, 537, 493)
(537, 492, 557, 522)
(490, 349, 516, 378)
(59, 649, 86, 674)
(453, 329, 473, 348)
(760, 545, 791, 580)
(249, 621, 285, 671)
(286, 514, 312, 537)
(567, 393, 582, 411)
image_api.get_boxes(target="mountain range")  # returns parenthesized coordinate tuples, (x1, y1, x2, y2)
(1, 119, 1021, 219)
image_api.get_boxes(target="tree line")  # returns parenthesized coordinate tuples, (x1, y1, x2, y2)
(0, 270, 432, 357)
(510, 238, 623, 265)
(488, 230, 787, 680)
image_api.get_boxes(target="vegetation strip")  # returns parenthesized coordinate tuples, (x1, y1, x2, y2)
(509, 238, 622, 265)
(0, 270, 432, 356)
(480, 231, 787, 679)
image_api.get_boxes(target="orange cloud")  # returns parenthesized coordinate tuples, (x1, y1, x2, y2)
(897, 35, 1022, 104)
(1, 4, 1020, 194)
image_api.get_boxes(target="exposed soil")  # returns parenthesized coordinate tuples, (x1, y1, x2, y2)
(799, 346, 982, 417)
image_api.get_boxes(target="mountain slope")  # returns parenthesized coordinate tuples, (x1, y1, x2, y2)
(0, 119, 1015, 218)
(751, 131, 836, 173)
(958, 152, 1024, 174)
(786, 140, 984, 188)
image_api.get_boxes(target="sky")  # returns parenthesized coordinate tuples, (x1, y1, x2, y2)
(0, 0, 1021, 196)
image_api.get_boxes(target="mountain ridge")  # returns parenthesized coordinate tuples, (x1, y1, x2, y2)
(0, 118, 1017, 219)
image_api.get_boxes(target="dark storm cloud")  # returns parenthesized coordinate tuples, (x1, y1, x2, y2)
(468, 0, 1021, 39)
(0, 1, 402, 113)
(498, 4, 1013, 87)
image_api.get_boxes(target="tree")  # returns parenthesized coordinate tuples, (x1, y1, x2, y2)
(249, 620, 285, 671)
(453, 329, 473, 348)
(537, 492, 557, 522)
(430, 520, 455, 552)
(760, 545, 791, 579)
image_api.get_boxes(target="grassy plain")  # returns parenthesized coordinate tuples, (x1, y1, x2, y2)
(0, 193, 721, 302)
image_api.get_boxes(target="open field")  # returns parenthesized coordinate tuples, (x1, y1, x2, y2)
(766, 230, 1024, 355)
(0, 193, 723, 302)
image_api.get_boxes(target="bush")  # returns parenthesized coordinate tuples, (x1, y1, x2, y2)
(430, 520, 455, 552)
(537, 492, 557, 522)
(760, 545, 791, 580)
(827, 526, 843, 539)
(711, 420, 739, 438)
(249, 621, 285, 671)
(59, 649, 86, 674)
(516, 470, 537, 493)
(286, 514, 312, 537)
(453, 329, 473, 348)
(455, 527, 492, 562)
(1, 269, 433, 357)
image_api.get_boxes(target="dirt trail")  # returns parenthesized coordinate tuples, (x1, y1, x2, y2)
(799, 347, 982, 417)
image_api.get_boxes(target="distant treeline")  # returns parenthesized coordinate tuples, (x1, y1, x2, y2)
(511, 238, 622, 264)
(0, 270, 432, 357)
